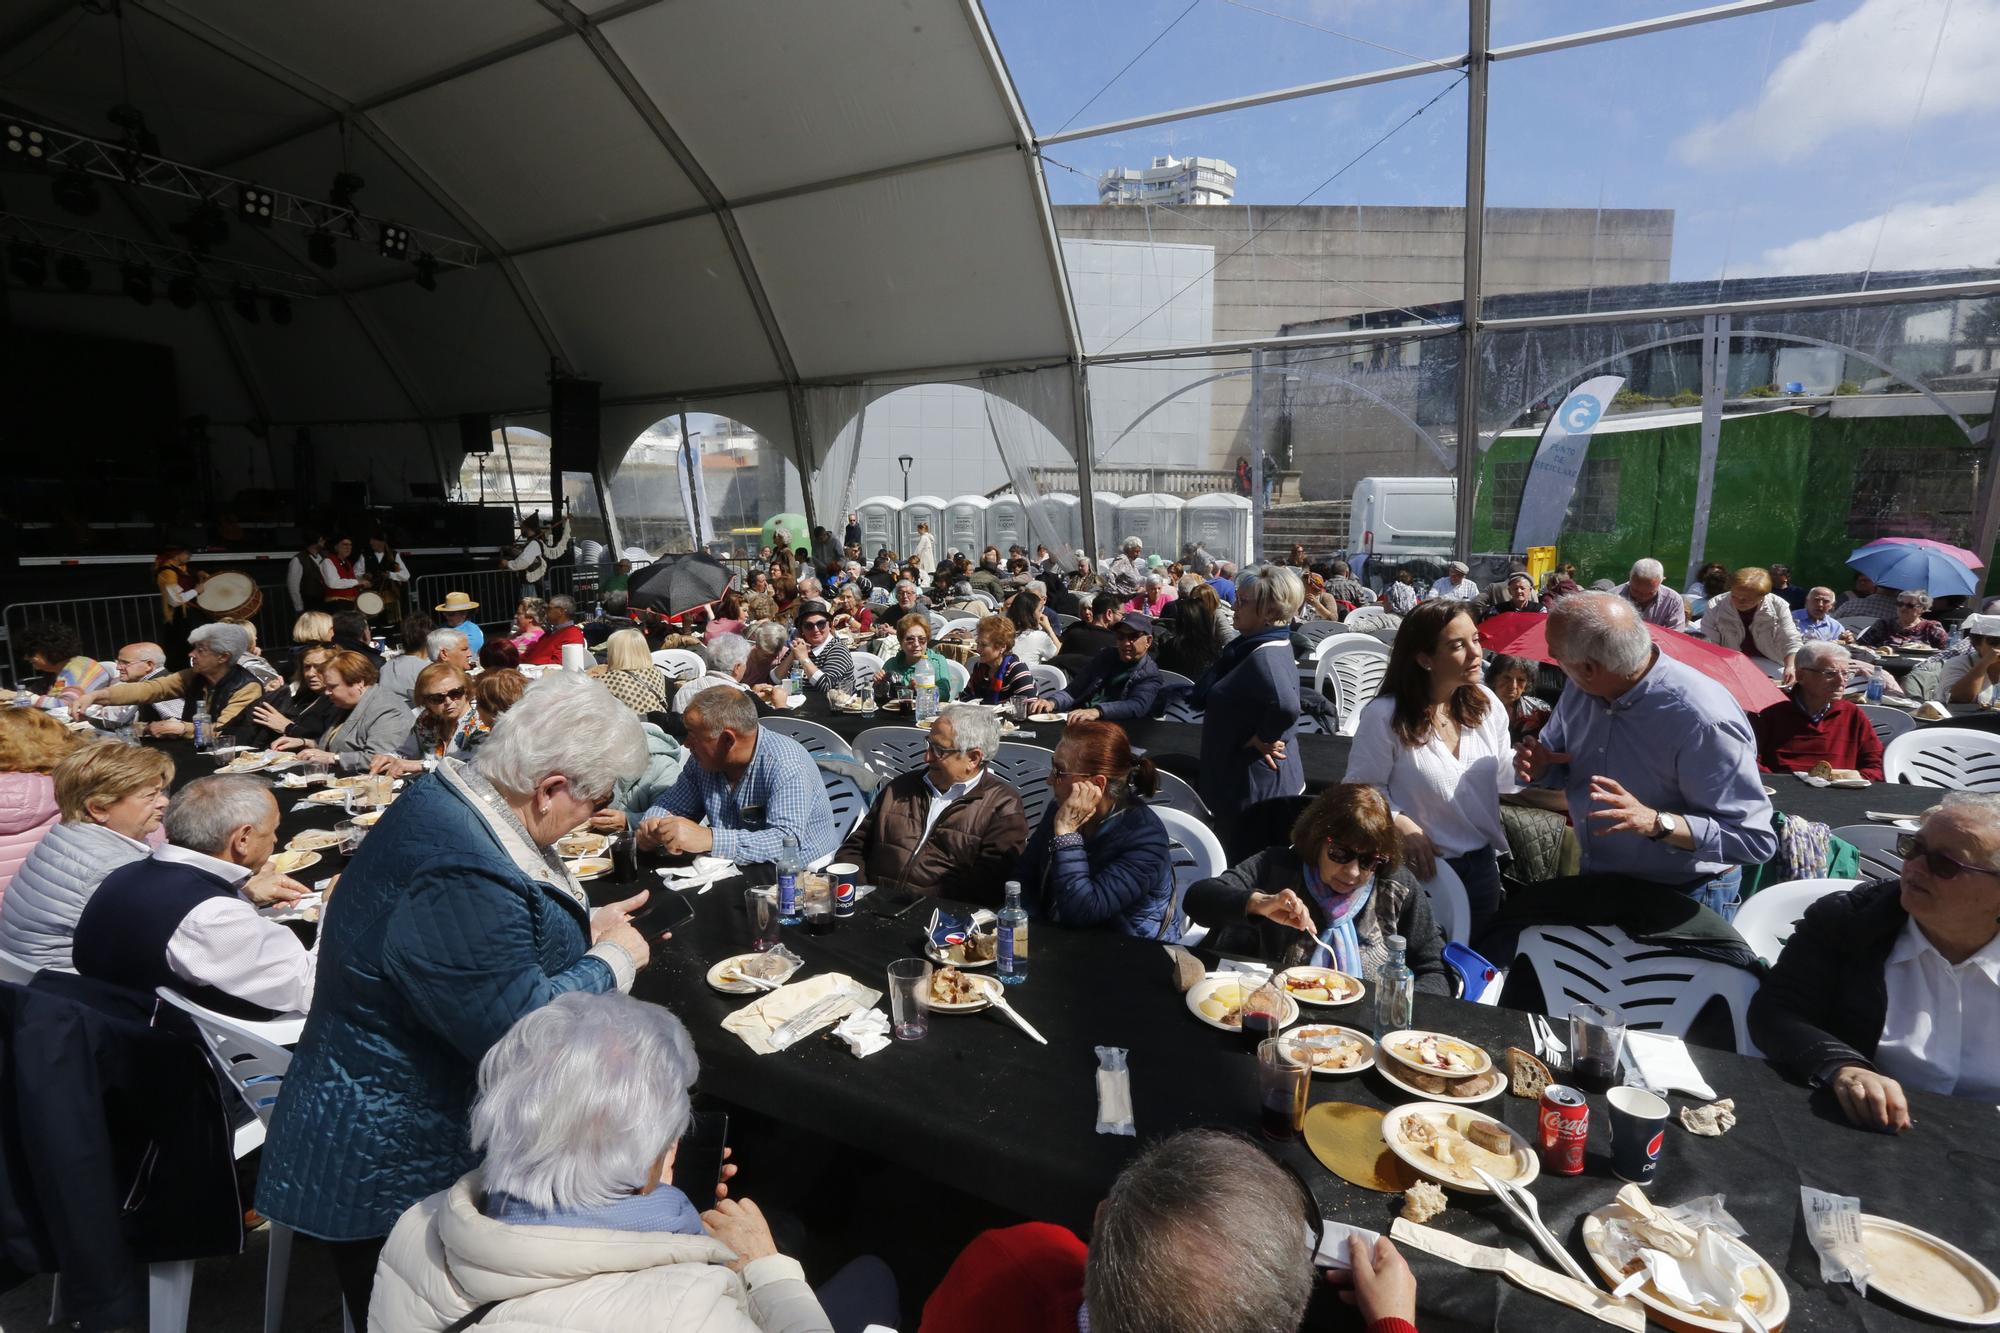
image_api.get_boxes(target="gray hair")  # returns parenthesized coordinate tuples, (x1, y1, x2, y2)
(1084, 1129, 1313, 1333)
(1122, 536, 1143, 553)
(1796, 640, 1850, 673)
(938, 704, 999, 764)
(121, 642, 167, 669)
(1218, 561, 1237, 578)
(1926, 793, 2000, 870)
(1548, 592, 1653, 676)
(1809, 585, 1836, 600)
(1629, 558, 1664, 582)
(1235, 563, 1305, 624)
(798, 577, 822, 599)
(747, 621, 790, 654)
(707, 632, 753, 674)
(684, 685, 759, 738)
(602, 588, 630, 615)
(471, 992, 697, 1212)
(475, 669, 648, 802)
(895, 579, 918, 596)
(547, 594, 576, 619)
(1900, 588, 1933, 611)
(164, 775, 275, 855)
(425, 628, 469, 660)
(1145, 572, 1165, 590)
(188, 622, 250, 663)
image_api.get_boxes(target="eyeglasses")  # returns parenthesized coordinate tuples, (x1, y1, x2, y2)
(421, 687, 468, 706)
(926, 737, 969, 756)
(1324, 840, 1392, 872)
(1049, 765, 1102, 781)
(901, 634, 929, 645)
(1895, 834, 1999, 880)
(1896, 599, 1925, 608)
(801, 619, 830, 632)
(1797, 666, 1844, 679)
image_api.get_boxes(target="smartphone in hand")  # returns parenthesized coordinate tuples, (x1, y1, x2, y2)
(671, 1110, 729, 1201)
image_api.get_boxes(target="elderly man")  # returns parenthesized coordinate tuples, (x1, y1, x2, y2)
(83, 642, 185, 730)
(1028, 613, 1163, 722)
(583, 588, 639, 647)
(1207, 560, 1239, 606)
(520, 594, 587, 666)
(1486, 571, 1545, 619)
(1516, 593, 1778, 918)
(1752, 641, 1885, 781)
(1429, 560, 1478, 602)
(673, 632, 754, 713)
(892, 579, 931, 618)
(1323, 559, 1370, 608)
(433, 591, 485, 655)
(427, 627, 476, 677)
(72, 776, 312, 1015)
(1617, 558, 1688, 631)
(1751, 792, 2000, 1131)
(1105, 537, 1145, 597)
(1793, 586, 1846, 642)
(836, 705, 1028, 906)
(378, 613, 437, 706)
(637, 686, 838, 863)
(1941, 612, 2000, 706)
(68, 622, 271, 745)
(768, 599, 854, 696)
(1834, 573, 1901, 623)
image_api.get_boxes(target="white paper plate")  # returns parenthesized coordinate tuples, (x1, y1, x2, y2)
(1859, 1215, 2000, 1326)
(1581, 1206, 1790, 1333)
(1185, 975, 1299, 1034)
(928, 970, 1003, 1013)
(706, 952, 801, 996)
(264, 849, 321, 876)
(1378, 1028, 1495, 1080)
(1373, 1055, 1508, 1105)
(259, 892, 323, 925)
(567, 857, 614, 882)
(1277, 965, 1366, 1008)
(1278, 1024, 1375, 1076)
(1380, 1102, 1539, 1194)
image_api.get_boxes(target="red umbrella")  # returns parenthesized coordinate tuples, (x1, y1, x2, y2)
(1479, 611, 1787, 714)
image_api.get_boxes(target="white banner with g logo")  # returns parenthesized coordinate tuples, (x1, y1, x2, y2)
(1509, 375, 1625, 554)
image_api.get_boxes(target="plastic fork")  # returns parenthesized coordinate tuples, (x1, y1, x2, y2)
(1471, 1167, 1595, 1288)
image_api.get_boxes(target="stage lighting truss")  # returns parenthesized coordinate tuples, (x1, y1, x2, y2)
(0, 212, 322, 305)
(378, 221, 409, 259)
(239, 183, 275, 226)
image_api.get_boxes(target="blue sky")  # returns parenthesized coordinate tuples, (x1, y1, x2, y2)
(985, 0, 2000, 285)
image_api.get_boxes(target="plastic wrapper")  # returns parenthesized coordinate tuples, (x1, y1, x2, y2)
(1800, 1187, 1873, 1294)
(1663, 1194, 1747, 1239)
(1095, 1045, 1135, 1136)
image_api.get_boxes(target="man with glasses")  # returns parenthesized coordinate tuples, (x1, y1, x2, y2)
(1792, 586, 1846, 642)
(1027, 613, 1164, 723)
(636, 686, 838, 863)
(835, 705, 1027, 906)
(769, 599, 854, 696)
(68, 622, 272, 746)
(1941, 612, 2000, 706)
(83, 641, 185, 731)
(1751, 641, 1885, 781)
(1752, 791, 2000, 1131)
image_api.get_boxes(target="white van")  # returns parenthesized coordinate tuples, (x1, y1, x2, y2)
(1350, 477, 1455, 556)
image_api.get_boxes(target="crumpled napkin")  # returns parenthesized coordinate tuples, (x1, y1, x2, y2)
(1679, 1098, 1737, 1137)
(832, 1007, 891, 1058)
(721, 972, 880, 1055)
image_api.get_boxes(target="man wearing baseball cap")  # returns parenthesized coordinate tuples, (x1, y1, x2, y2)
(1429, 561, 1478, 603)
(771, 599, 855, 695)
(432, 591, 484, 656)
(1942, 613, 2000, 706)
(1025, 612, 1162, 722)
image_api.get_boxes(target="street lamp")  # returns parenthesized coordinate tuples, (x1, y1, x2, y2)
(897, 454, 914, 502)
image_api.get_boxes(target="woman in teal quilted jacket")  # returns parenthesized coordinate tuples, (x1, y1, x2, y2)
(256, 671, 655, 1327)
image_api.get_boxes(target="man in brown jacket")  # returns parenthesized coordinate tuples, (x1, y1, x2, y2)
(837, 704, 1028, 907)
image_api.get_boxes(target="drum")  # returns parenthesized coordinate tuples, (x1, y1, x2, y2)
(355, 590, 386, 618)
(195, 571, 263, 619)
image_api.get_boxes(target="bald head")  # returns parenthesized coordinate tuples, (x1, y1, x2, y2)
(116, 642, 167, 682)
(1549, 592, 1653, 685)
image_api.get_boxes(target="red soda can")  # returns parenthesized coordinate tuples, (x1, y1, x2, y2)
(1538, 1085, 1589, 1176)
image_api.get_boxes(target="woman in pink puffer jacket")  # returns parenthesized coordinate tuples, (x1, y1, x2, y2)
(0, 710, 84, 905)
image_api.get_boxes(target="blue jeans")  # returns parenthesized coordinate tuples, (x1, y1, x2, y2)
(1684, 866, 1743, 922)
(1445, 848, 1504, 938)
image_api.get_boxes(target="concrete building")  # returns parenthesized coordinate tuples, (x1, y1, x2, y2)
(1097, 155, 1238, 207)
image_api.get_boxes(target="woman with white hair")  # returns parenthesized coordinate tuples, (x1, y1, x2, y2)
(255, 670, 659, 1327)
(1190, 564, 1305, 853)
(1857, 588, 1949, 654)
(371, 992, 857, 1331)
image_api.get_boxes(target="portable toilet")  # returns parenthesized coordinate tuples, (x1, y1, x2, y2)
(855, 496, 902, 558)
(986, 493, 1029, 554)
(944, 495, 991, 558)
(1040, 493, 1082, 555)
(1093, 491, 1122, 563)
(899, 495, 946, 560)
(1182, 493, 1252, 567)
(1117, 493, 1184, 563)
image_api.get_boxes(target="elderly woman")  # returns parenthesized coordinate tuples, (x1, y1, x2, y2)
(1702, 566, 1803, 686)
(1015, 721, 1177, 939)
(1941, 613, 2000, 705)
(0, 712, 89, 902)
(257, 671, 656, 1325)
(1191, 564, 1304, 854)
(873, 614, 956, 705)
(1345, 600, 1517, 931)
(673, 634, 753, 714)
(1299, 571, 1344, 622)
(0, 742, 173, 969)
(596, 628, 669, 716)
(509, 597, 548, 655)
(829, 583, 874, 635)
(1750, 793, 2000, 1131)
(963, 615, 1036, 707)
(0, 621, 114, 710)
(1184, 784, 1451, 990)
(1857, 588, 1948, 653)
(274, 650, 415, 772)
(251, 641, 342, 742)
(1751, 640, 1886, 781)
(474, 668, 529, 730)
(372, 992, 852, 1331)
(1126, 572, 1174, 620)
(372, 664, 485, 777)
(1486, 653, 1550, 744)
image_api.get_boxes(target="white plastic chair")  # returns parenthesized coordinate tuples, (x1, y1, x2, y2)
(853, 725, 931, 778)
(1052, 613, 1079, 633)
(1417, 861, 1471, 945)
(927, 612, 949, 636)
(761, 717, 851, 760)
(849, 651, 885, 690)
(1147, 769, 1212, 820)
(1883, 727, 2000, 790)
(0, 949, 37, 985)
(939, 657, 969, 698)
(987, 741, 1057, 830)
(651, 648, 706, 682)
(1511, 923, 1763, 1055)
(1306, 629, 1372, 662)
(1028, 663, 1068, 697)
(1857, 703, 1915, 748)
(940, 614, 981, 636)
(1828, 825, 1905, 881)
(1731, 878, 1860, 965)
(1155, 805, 1227, 945)
(1314, 641, 1390, 737)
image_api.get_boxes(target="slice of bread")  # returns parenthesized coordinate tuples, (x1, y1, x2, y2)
(1505, 1046, 1551, 1099)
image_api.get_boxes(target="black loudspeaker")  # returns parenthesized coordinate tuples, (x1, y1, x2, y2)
(459, 413, 492, 455)
(550, 377, 600, 475)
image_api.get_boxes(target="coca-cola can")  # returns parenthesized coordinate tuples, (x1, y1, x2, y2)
(1538, 1085, 1589, 1176)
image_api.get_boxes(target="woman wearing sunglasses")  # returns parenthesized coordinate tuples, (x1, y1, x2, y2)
(873, 614, 957, 705)
(1751, 792, 2000, 1132)
(1856, 587, 1948, 654)
(372, 664, 486, 776)
(1941, 613, 2000, 706)
(1182, 784, 1452, 992)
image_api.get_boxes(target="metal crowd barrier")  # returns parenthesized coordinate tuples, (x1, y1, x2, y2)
(410, 565, 575, 634)
(2, 582, 296, 687)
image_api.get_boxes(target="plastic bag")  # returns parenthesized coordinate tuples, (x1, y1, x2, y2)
(1664, 1194, 1747, 1239)
(1095, 1046, 1135, 1136)
(1800, 1187, 1872, 1294)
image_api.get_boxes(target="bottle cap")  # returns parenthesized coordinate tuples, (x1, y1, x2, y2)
(1387, 933, 1407, 953)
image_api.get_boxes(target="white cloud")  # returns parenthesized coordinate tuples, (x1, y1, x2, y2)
(1673, 0, 2000, 166)
(1755, 182, 2000, 274)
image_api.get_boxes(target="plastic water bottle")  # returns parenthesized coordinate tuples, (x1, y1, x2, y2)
(1373, 933, 1415, 1038)
(913, 659, 939, 724)
(997, 880, 1029, 986)
(786, 661, 805, 703)
(1866, 669, 1884, 704)
(192, 712, 212, 752)
(775, 833, 802, 925)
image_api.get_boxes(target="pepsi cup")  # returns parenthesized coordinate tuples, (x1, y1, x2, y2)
(1606, 1085, 1670, 1185)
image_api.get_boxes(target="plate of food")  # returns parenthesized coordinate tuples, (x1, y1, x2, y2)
(1278, 1024, 1374, 1076)
(928, 966, 1003, 1013)
(304, 788, 352, 805)
(706, 952, 802, 995)
(260, 892, 323, 925)
(1381, 1102, 1538, 1193)
(351, 809, 383, 827)
(1185, 975, 1301, 1034)
(218, 752, 275, 774)
(1379, 1030, 1494, 1080)
(926, 910, 998, 969)
(556, 831, 609, 859)
(1026, 711, 1070, 724)
(1857, 1215, 2000, 1326)
(265, 849, 321, 876)
(1278, 965, 1365, 1007)
(286, 829, 342, 853)
(332, 775, 374, 789)
(1581, 1196, 1791, 1333)
(1375, 1057, 1508, 1104)
(1897, 643, 1938, 655)
(567, 857, 615, 882)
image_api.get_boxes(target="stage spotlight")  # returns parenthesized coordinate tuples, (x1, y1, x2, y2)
(4, 123, 47, 162)
(173, 200, 229, 255)
(121, 263, 154, 305)
(8, 243, 48, 287)
(307, 227, 338, 270)
(413, 254, 438, 292)
(378, 221, 409, 259)
(268, 293, 292, 326)
(231, 284, 260, 323)
(51, 168, 100, 216)
(238, 183, 274, 227)
(167, 272, 199, 309)
(54, 254, 90, 292)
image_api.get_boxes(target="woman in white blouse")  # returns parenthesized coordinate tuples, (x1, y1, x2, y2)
(1343, 599, 1516, 932)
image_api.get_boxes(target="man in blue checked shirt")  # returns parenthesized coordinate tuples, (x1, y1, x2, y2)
(635, 686, 838, 864)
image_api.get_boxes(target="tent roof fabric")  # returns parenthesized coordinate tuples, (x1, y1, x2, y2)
(0, 0, 1074, 428)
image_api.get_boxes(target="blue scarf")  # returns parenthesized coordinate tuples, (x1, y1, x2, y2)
(1190, 625, 1291, 709)
(485, 1184, 705, 1235)
(1302, 863, 1373, 977)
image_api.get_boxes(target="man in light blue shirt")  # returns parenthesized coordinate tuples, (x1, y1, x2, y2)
(1792, 586, 1846, 642)
(1516, 593, 1777, 919)
(635, 686, 837, 864)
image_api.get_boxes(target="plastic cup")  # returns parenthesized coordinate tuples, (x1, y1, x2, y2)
(886, 958, 932, 1041)
(1568, 1002, 1627, 1093)
(744, 886, 782, 952)
(366, 773, 395, 808)
(335, 819, 368, 857)
(1257, 1038, 1310, 1142)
